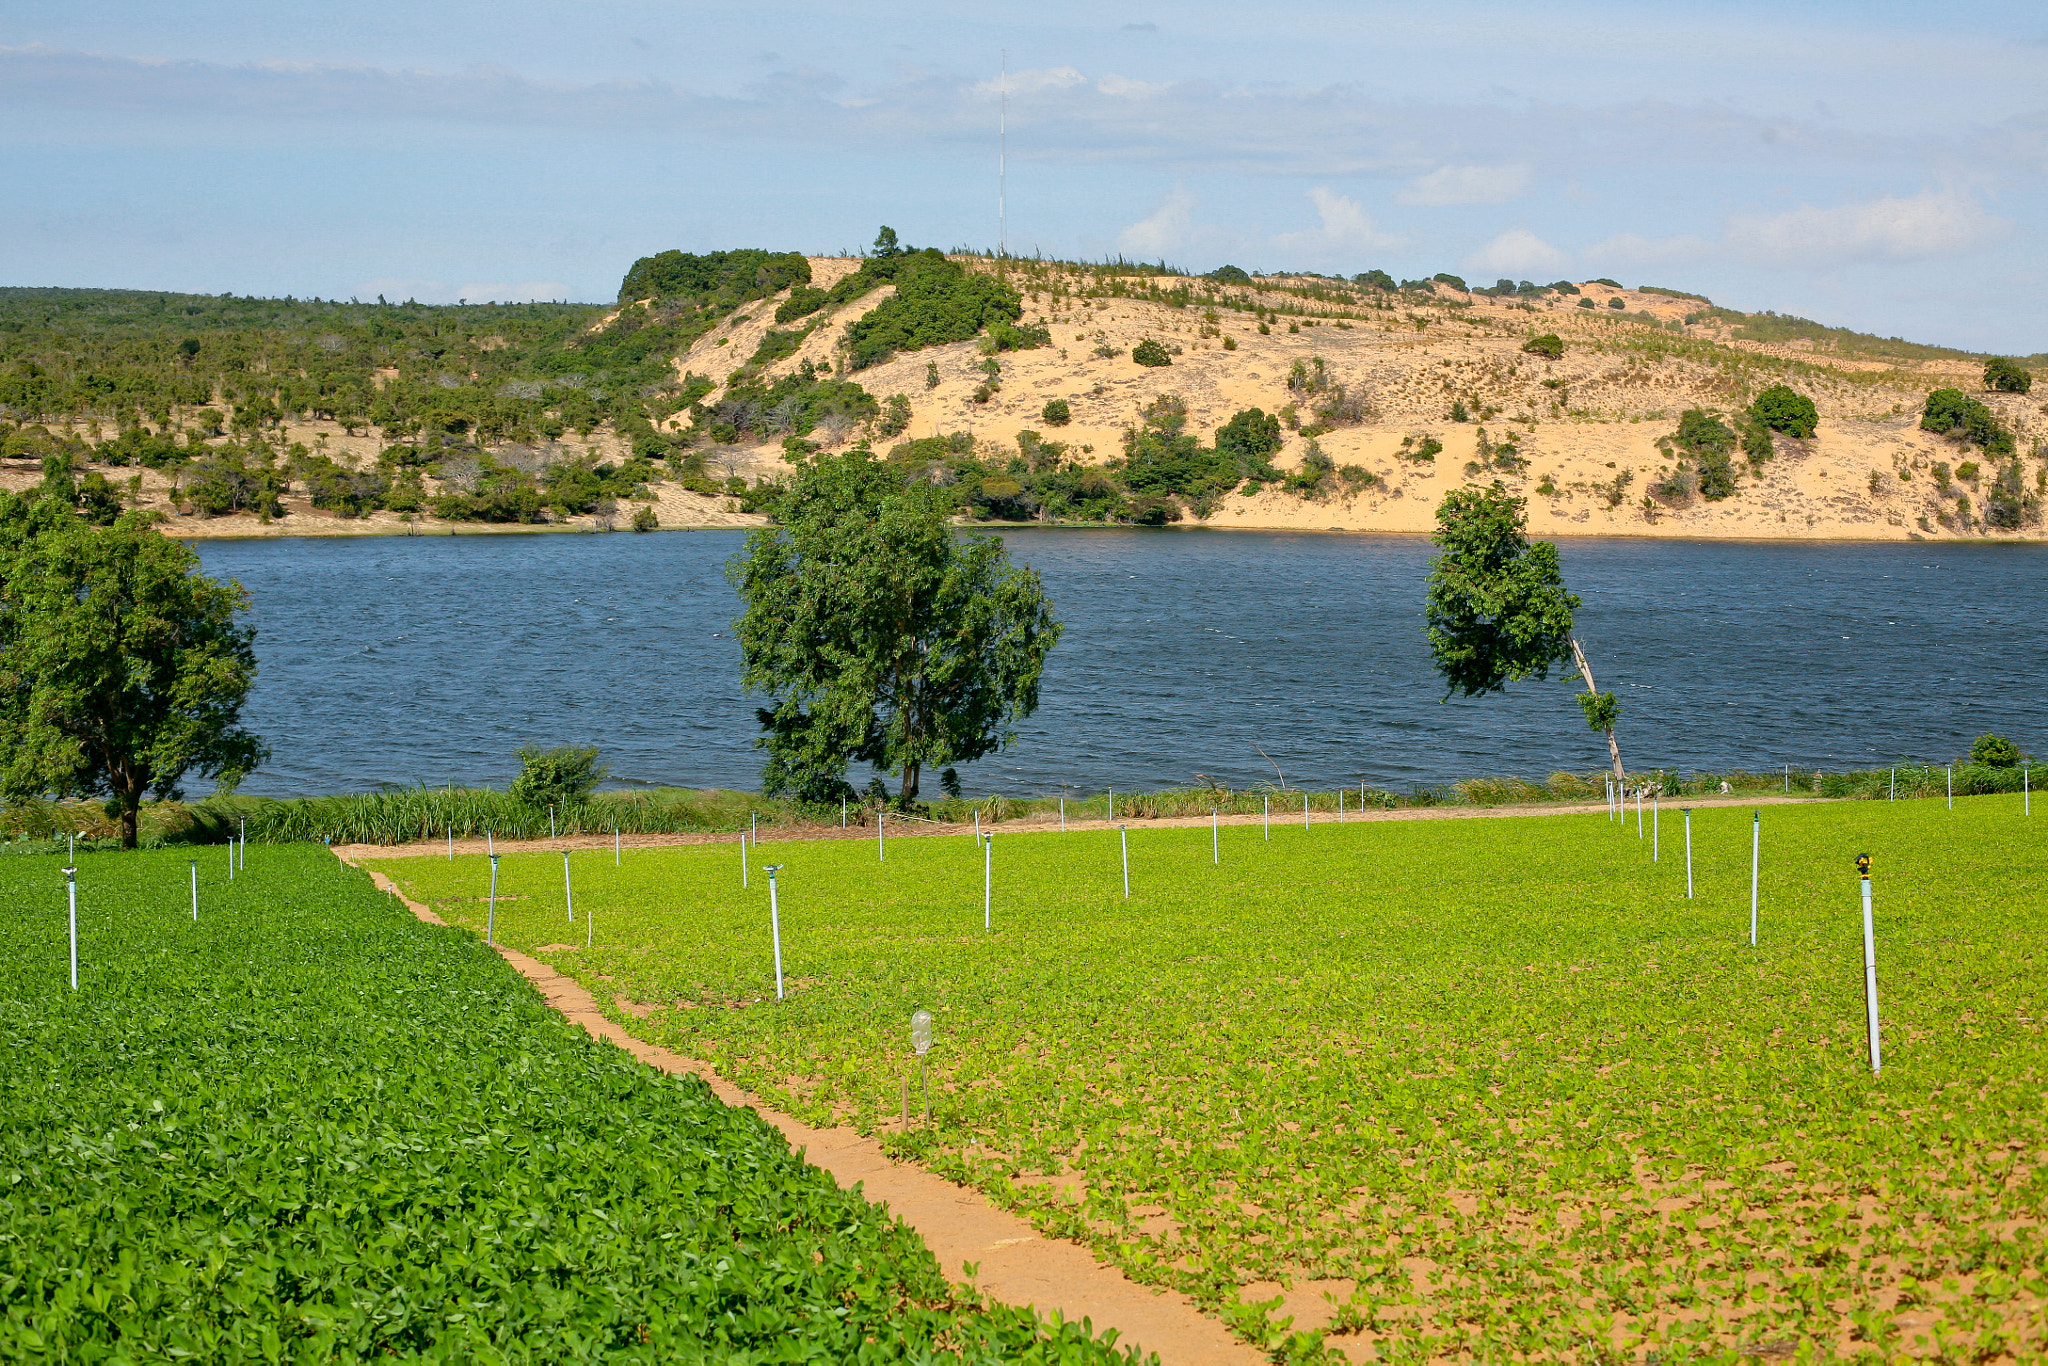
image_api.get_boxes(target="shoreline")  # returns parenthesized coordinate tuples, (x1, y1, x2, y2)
(166, 517, 2048, 547)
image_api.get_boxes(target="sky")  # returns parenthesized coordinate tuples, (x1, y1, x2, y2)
(4, 1, 2045, 351)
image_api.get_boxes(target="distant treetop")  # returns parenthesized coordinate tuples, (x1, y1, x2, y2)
(616, 249, 811, 306)
(1204, 265, 1252, 285)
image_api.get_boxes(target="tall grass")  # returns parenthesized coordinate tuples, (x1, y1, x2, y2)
(3, 760, 2032, 850)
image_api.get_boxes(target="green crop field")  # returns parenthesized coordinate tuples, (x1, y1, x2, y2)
(387, 798, 2048, 1363)
(0, 845, 1143, 1363)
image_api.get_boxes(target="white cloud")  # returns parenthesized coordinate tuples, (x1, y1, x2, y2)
(1723, 189, 2011, 267)
(1396, 163, 1531, 206)
(975, 65, 1085, 97)
(1464, 228, 1566, 276)
(1095, 72, 1167, 99)
(1270, 188, 1404, 259)
(1117, 183, 1200, 257)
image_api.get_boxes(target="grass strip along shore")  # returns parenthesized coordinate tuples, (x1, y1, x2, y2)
(2, 761, 2032, 853)
(388, 792, 2047, 1362)
(0, 845, 1144, 1362)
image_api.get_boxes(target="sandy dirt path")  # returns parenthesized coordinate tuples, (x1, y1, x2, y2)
(340, 789, 1833, 863)
(340, 851, 1260, 1366)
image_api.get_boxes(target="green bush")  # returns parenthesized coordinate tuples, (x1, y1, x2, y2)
(775, 283, 832, 323)
(1431, 273, 1468, 292)
(1204, 265, 1252, 285)
(1215, 408, 1283, 462)
(508, 744, 608, 809)
(1131, 338, 1172, 367)
(1673, 409, 1739, 501)
(842, 251, 1024, 371)
(1921, 387, 2015, 455)
(617, 248, 811, 305)
(1970, 734, 2023, 767)
(1521, 334, 1565, 360)
(1041, 398, 1071, 427)
(1983, 356, 2033, 393)
(1607, 297, 1626, 309)
(630, 504, 658, 531)
(1576, 297, 1595, 309)
(1750, 384, 1818, 438)
(876, 393, 913, 438)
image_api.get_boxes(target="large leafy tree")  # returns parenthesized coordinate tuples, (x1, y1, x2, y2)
(1424, 481, 1625, 780)
(729, 446, 1062, 806)
(0, 498, 266, 846)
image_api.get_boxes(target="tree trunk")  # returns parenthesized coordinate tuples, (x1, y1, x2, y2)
(1569, 635, 1626, 783)
(118, 791, 140, 850)
(897, 761, 921, 808)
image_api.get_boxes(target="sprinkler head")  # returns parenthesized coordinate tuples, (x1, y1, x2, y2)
(1856, 853, 1872, 878)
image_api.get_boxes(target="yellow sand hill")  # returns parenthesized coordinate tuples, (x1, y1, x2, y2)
(673, 257, 2043, 542)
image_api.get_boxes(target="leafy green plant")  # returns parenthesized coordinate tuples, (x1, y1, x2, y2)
(0, 847, 1141, 1363)
(1750, 384, 1818, 438)
(509, 744, 608, 809)
(1520, 333, 1565, 360)
(1131, 338, 1171, 367)
(843, 251, 1025, 371)
(1983, 356, 2033, 393)
(1969, 733, 2023, 767)
(1041, 398, 1071, 427)
(630, 504, 658, 531)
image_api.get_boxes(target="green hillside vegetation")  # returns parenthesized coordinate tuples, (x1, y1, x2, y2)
(0, 845, 1140, 1361)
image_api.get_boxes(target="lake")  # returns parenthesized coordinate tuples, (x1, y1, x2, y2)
(193, 529, 2048, 798)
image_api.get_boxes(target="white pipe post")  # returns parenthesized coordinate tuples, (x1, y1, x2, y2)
(487, 855, 499, 946)
(878, 812, 885, 861)
(1212, 807, 1219, 864)
(741, 833, 749, 888)
(1060, 795, 1066, 832)
(1859, 855, 1881, 1075)
(1749, 810, 1759, 947)
(448, 824, 454, 860)
(1120, 825, 1129, 899)
(68, 831, 74, 863)
(1108, 787, 1113, 822)
(1784, 763, 1789, 793)
(65, 864, 78, 991)
(1889, 768, 1895, 802)
(983, 836, 992, 932)
(189, 858, 198, 922)
(751, 810, 757, 844)
(1683, 808, 1693, 899)
(549, 804, 557, 839)
(227, 842, 234, 882)
(2027, 766, 2031, 816)
(487, 829, 494, 856)
(614, 824, 620, 866)
(1304, 792, 1311, 832)
(586, 882, 593, 948)
(766, 865, 785, 1000)
(1653, 797, 1660, 862)
(1339, 789, 1345, 821)
(974, 809, 981, 847)
(1264, 795, 1270, 841)
(1636, 788, 1643, 839)
(1947, 766, 1953, 810)
(239, 817, 246, 871)
(563, 851, 574, 923)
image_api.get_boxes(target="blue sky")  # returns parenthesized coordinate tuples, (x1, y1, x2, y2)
(4, 1, 2044, 351)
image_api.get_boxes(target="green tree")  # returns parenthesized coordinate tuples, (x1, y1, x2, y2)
(730, 446, 1062, 806)
(1983, 357, 2032, 394)
(0, 502, 266, 847)
(1041, 398, 1071, 427)
(1969, 734, 2023, 767)
(509, 744, 608, 808)
(1750, 384, 1818, 438)
(1131, 338, 1172, 367)
(1424, 482, 1625, 779)
(1521, 334, 1565, 360)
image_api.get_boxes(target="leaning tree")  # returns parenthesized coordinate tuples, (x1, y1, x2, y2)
(1423, 481, 1625, 780)
(728, 444, 1062, 807)
(0, 498, 267, 846)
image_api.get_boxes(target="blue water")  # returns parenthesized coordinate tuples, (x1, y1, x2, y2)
(191, 529, 2048, 798)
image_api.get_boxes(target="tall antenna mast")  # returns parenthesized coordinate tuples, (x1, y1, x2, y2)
(998, 49, 1008, 261)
